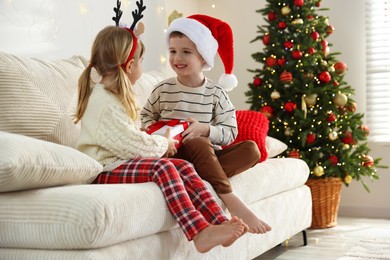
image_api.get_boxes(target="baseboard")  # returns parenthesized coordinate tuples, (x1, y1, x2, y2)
(339, 206, 390, 219)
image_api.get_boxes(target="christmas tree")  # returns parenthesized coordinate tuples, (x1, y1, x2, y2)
(246, 0, 386, 191)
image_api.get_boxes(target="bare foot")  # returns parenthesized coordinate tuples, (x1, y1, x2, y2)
(230, 206, 272, 234)
(193, 217, 246, 253)
(220, 216, 249, 247)
(219, 192, 272, 234)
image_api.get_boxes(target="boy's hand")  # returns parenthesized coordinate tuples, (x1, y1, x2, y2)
(182, 118, 210, 143)
(162, 128, 178, 157)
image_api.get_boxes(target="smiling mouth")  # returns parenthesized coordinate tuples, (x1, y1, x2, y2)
(175, 64, 187, 69)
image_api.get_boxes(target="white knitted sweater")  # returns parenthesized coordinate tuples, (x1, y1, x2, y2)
(77, 84, 168, 171)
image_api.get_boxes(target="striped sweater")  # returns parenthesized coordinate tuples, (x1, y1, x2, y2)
(140, 77, 237, 146)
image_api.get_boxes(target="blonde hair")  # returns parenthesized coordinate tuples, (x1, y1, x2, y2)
(73, 25, 144, 124)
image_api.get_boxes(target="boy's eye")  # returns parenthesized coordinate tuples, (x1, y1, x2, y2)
(169, 50, 176, 54)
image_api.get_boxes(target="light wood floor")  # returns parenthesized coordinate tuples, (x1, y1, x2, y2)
(254, 217, 390, 260)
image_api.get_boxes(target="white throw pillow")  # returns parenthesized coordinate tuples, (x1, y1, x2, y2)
(133, 68, 172, 108)
(0, 131, 102, 192)
(0, 52, 88, 148)
(266, 136, 288, 158)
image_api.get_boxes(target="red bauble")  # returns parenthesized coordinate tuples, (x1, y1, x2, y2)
(322, 40, 329, 56)
(334, 61, 347, 74)
(292, 50, 303, 59)
(260, 105, 274, 118)
(318, 71, 331, 83)
(341, 131, 355, 145)
(307, 47, 316, 55)
(328, 155, 338, 165)
(284, 41, 294, 49)
(307, 15, 314, 20)
(327, 113, 337, 123)
(311, 31, 319, 41)
(277, 58, 286, 66)
(280, 71, 293, 83)
(333, 81, 339, 86)
(294, 0, 304, 7)
(326, 25, 335, 34)
(347, 102, 357, 112)
(253, 77, 262, 86)
(306, 133, 316, 144)
(288, 150, 300, 159)
(266, 56, 277, 67)
(278, 21, 287, 29)
(284, 102, 297, 113)
(268, 11, 277, 21)
(362, 155, 374, 167)
(263, 34, 270, 45)
(358, 125, 370, 136)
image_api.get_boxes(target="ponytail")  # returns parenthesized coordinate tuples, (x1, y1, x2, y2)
(73, 65, 93, 124)
(114, 64, 140, 122)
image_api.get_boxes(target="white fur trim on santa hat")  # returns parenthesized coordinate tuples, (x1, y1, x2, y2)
(166, 17, 218, 71)
(219, 73, 238, 91)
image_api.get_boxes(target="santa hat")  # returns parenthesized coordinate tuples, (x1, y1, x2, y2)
(166, 14, 238, 91)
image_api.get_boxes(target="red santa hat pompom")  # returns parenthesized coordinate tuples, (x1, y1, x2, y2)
(166, 14, 238, 91)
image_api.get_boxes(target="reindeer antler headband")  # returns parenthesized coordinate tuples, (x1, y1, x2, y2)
(112, 0, 146, 68)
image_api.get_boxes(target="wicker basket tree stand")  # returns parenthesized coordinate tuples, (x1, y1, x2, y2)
(305, 177, 343, 229)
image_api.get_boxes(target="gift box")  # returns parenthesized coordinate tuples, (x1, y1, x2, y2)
(146, 120, 189, 148)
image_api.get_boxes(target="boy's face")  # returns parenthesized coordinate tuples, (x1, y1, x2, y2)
(168, 35, 206, 78)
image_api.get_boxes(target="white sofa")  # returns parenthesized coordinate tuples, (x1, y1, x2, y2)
(0, 52, 312, 260)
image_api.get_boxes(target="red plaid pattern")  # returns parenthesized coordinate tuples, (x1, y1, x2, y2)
(93, 158, 228, 240)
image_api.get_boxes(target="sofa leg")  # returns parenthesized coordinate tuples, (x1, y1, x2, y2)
(302, 229, 308, 246)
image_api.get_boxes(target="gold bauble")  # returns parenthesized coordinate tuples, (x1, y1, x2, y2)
(292, 18, 304, 25)
(328, 131, 338, 141)
(271, 90, 281, 100)
(304, 94, 318, 106)
(333, 93, 348, 107)
(281, 6, 291, 15)
(284, 127, 293, 136)
(342, 144, 350, 150)
(313, 166, 325, 177)
(344, 175, 352, 184)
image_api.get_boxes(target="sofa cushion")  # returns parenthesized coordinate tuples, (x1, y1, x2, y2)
(0, 52, 87, 148)
(266, 136, 288, 158)
(132, 68, 171, 109)
(0, 131, 102, 192)
(0, 158, 309, 250)
(226, 110, 269, 162)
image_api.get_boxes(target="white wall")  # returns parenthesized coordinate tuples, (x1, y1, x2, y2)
(0, 0, 167, 72)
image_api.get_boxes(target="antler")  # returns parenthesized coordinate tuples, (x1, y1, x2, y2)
(112, 0, 123, 26)
(129, 0, 146, 30)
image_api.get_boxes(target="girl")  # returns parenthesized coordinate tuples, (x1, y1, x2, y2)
(73, 25, 247, 253)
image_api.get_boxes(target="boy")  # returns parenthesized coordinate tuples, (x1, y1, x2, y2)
(141, 14, 271, 234)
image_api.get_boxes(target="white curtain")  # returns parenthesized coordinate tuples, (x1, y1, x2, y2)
(365, 0, 390, 143)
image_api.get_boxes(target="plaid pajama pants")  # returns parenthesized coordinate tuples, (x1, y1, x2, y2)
(93, 158, 228, 240)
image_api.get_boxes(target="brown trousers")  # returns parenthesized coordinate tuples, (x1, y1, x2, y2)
(174, 137, 260, 194)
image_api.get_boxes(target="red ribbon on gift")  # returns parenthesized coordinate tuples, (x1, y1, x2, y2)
(146, 120, 189, 148)
(146, 119, 183, 134)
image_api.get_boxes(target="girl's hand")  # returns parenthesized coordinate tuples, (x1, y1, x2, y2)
(182, 117, 210, 143)
(162, 128, 178, 157)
